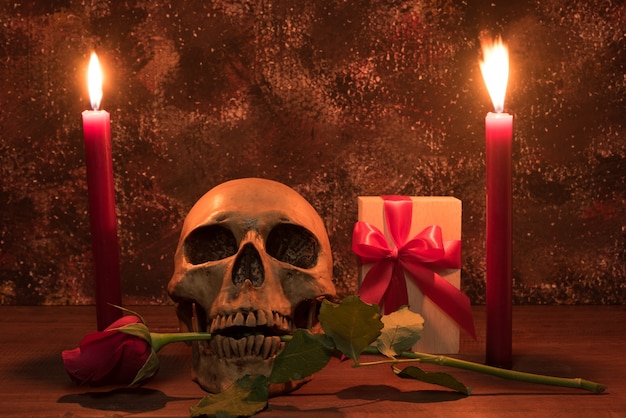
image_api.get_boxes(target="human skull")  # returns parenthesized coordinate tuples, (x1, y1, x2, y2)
(168, 178, 336, 394)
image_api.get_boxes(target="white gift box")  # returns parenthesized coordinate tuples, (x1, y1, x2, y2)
(357, 196, 462, 354)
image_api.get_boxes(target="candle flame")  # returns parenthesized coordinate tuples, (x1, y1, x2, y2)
(87, 52, 103, 110)
(480, 36, 509, 113)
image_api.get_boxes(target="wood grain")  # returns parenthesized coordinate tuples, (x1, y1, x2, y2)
(0, 305, 624, 417)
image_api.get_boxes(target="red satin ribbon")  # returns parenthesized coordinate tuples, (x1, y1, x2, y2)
(353, 195, 476, 339)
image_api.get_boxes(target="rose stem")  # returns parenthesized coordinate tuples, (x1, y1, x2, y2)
(358, 346, 606, 394)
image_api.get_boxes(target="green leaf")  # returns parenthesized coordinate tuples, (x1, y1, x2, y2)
(270, 329, 334, 384)
(114, 323, 152, 344)
(130, 349, 160, 386)
(319, 295, 383, 364)
(376, 306, 424, 358)
(190, 374, 269, 417)
(393, 365, 472, 395)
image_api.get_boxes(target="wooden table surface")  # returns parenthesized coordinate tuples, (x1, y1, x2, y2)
(1, 305, 624, 417)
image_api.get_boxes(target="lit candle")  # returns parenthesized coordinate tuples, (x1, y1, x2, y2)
(480, 37, 513, 368)
(82, 52, 122, 331)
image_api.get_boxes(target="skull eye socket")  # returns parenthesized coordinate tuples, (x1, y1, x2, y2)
(184, 225, 238, 265)
(266, 223, 319, 269)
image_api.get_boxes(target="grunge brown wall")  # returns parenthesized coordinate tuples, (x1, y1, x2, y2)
(1, 1, 624, 305)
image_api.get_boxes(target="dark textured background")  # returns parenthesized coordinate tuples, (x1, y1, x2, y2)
(1, 1, 624, 306)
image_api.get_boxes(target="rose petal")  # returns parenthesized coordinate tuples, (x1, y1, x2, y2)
(62, 315, 154, 386)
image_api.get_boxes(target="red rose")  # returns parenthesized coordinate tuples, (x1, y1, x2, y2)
(62, 315, 159, 386)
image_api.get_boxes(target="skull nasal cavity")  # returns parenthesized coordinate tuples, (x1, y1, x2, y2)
(232, 244, 265, 287)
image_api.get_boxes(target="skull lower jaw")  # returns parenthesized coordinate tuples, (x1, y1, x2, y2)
(192, 341, 274, 393)
(191, 339, 308, 395)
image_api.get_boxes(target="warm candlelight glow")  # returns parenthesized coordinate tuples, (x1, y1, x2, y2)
(480, 37, 509, 113)
(481, 35, 513, 368)
(87, 52, 103, 110)
(82, 51, 122, 329)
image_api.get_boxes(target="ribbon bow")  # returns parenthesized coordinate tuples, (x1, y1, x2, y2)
(353, 195, 476, 339)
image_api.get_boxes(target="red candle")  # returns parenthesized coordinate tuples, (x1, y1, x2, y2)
(480, 37, 513, 368)
(82, 52, 122, 330)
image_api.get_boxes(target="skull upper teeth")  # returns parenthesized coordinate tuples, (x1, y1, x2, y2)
(209, 310, 292, 334)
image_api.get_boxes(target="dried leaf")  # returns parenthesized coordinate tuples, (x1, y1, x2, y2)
(190, 374, 269, 417)
(376, 306, 424, 358)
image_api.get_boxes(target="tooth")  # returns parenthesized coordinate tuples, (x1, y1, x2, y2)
(217, 336, 226, 358)
(222, 337, 232, 358)
(273, 313, 281, 328)
(229, 338, 236, 356)
(229, 339, 237, 357)
(254, 334, 264, 356)
(261, 337, 272, 358)
(210, 317, 219, 333)
(205, 337, 215, 356)
(236, 338, 246, 356)
(228, 338, 238, 357)
(192, 303, 199, 332)
(246, 312, 257, 327)
(214, 335, 224, 358)
(270, 336, 280, 356)
(226, 314, 234, 327)
(257, 310, 267, 326)
(234, 311, 244, 326)
(246, 335, 255, 355)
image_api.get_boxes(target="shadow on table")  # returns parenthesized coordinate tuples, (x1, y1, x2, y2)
(9, 352, 73, 384)
(264, 385, 463, 416)
(57, 387, 197, 413)
(336, 384, 467, 403)
(266, 404, 344, 417)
